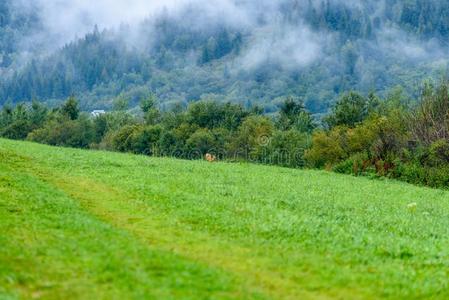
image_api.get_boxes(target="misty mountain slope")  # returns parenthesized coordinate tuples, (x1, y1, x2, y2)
(0, 0, 41, 68)
(0, 0, 449, 113)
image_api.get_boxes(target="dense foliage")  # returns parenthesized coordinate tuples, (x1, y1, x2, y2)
(306, 82, 449, 188)
(0, 94, 313, 168)
(5, 81, 449, 189)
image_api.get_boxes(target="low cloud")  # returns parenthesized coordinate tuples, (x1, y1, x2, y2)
(377, 27, 445, 60)
(237, 24, 325, 70)
(15, 0, 265, 50)
(7, 0, 449, 76)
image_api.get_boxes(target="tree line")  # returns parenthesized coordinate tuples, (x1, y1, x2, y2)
(3, 82, 449, 189)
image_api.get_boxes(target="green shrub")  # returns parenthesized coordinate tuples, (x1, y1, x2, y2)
(230, 115, 275, 161)
(111, 124, 162, 154)
(1, 119, 32, 140)
(391, 162, 449, 188)
(304, 128, 347, 168)
(391, 162, 426, 185)
(28, 116, 94, 148)
(267, 130, 311, 168)
(428, 139, 449, 166)
(333, 158, 355, 175)
(425, 167, 449, 188)
(186, 128, 216, 156)
(111, 125, 139, 152)
(333, 152, 369, 176)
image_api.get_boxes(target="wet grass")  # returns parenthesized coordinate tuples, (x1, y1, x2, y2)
(1, 138, 449, 299)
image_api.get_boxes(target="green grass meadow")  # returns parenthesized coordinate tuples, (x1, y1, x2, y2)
(1, 138, 449, 299)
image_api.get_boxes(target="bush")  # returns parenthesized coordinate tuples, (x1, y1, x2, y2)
(28, 115, 94, 148)
(267, 130, 311, 167)
(428, 139, 449, 166)
(392, 162, 449, 188)
(393, 162, 422, 186)
(111, 125, 139, 152)
(111, 124, 162, 154)
(1, 119, 32, 140)
(304, 128, 347, 168)
(230, 115, 275, 161)
(426, 167, 449, 188)
(131, 125, 163, 155)
(333, 152, 369, 176)
(186, 128, 216, 156)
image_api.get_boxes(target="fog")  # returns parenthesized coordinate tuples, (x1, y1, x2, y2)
(4, 0, 448, 107)
(15, 0, 262, 49)
(6, 1, 323, 71)
(13, 0, 443, 67)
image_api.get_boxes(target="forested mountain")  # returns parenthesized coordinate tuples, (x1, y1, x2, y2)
(0, 0, 41, 67)
(1, 0, 449, 113)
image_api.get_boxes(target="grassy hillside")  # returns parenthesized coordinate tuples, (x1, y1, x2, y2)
(1, 138, 449, 300)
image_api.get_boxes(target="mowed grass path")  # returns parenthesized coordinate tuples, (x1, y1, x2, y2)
(1, 139, 449, 299)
